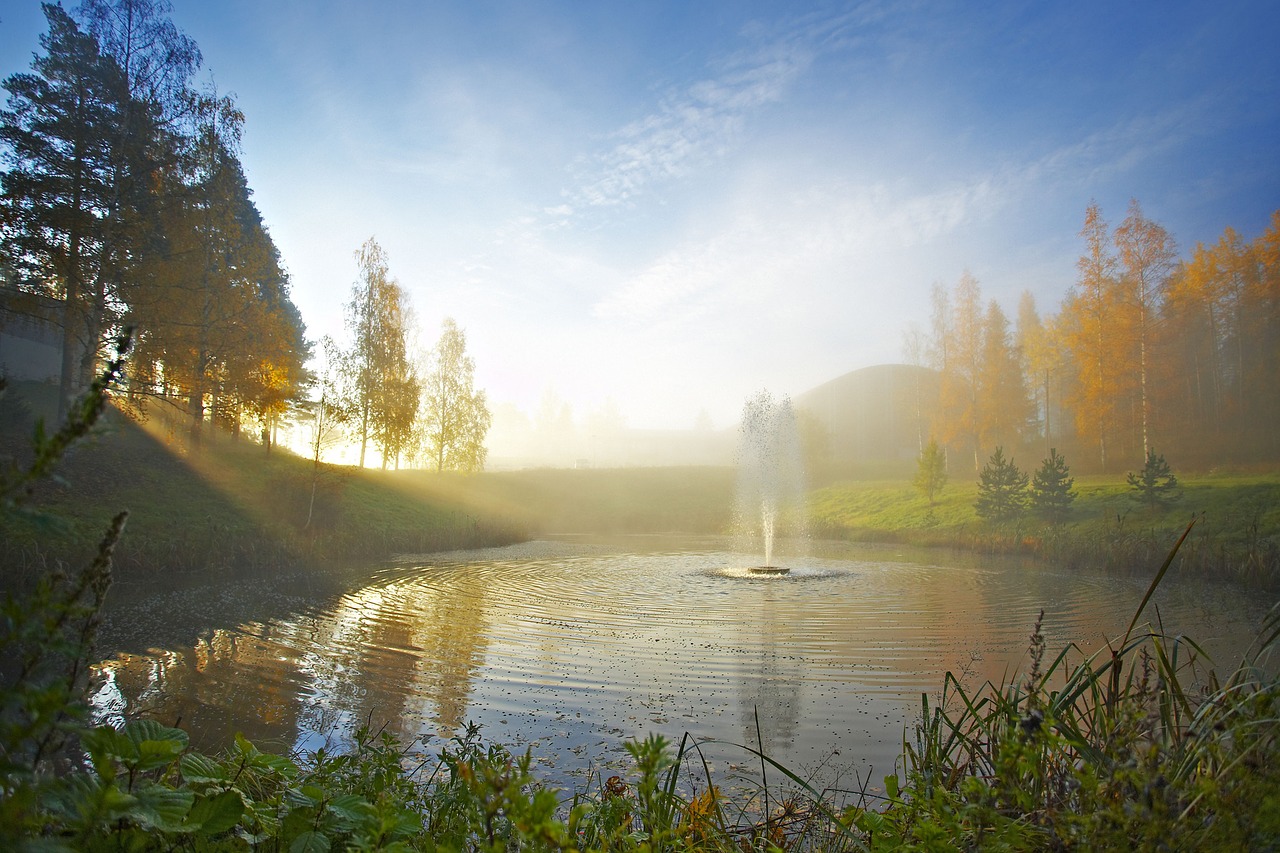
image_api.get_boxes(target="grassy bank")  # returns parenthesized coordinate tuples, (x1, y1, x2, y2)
(809, 472, 1280, 587)
(1, 382, 739, 583)
(0, 384, 528, 581)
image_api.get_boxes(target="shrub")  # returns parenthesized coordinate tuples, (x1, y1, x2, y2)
(912, 438, 948, 505)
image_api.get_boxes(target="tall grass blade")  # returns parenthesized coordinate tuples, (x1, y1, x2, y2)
(705, 737, 870, 853)
(1122, 518, 1195, 648)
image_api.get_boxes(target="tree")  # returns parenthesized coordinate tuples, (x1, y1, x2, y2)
(927, 274, 986, 471)
(375, 365, 419, 470)
(302, 336, 349, 528)
(419, 318, 490, 473)
(974, 446, 1028, 521)
(1158, 241, 1225, 459)
(1061, 201, 1128, 470)
(1126, 450, 1180, 508)
(75, 0, 200, 399)
(1016, 291, 1078, 461)
(1114, 199, 1177, 459)
(0, 4, 124, 419)
(1030, 448, 1075, 523)
(78, 0, 201, 119)
(126, 93, 307, 447)
(913, 438, 948, 505)
(1248, 213, 1280, 458)
(339, 237, 414, 467)
(978, 298, 1033, 453)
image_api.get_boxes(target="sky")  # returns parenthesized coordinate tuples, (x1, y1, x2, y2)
(3, 1, 1279, 430)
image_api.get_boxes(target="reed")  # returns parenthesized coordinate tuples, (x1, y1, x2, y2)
(839, 520, 1280, 849)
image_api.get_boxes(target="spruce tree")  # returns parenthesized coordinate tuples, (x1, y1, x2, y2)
(1030, 448, 1076, 523)
(974, 446, 1028, 521)
(1126, 450, 1180, 508)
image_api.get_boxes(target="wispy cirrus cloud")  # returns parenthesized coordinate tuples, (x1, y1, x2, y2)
(562, 6, 892, 212)
(569, 59, 806, 208)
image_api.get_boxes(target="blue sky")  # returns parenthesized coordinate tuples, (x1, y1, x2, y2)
(3, 1, 1278, 429)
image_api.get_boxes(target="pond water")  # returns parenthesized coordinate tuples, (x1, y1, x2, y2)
(90, 537, 1271, 793)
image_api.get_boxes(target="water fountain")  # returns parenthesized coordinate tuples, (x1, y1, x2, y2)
(735, 391, 806, 574)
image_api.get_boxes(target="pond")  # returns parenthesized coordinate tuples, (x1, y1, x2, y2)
(90, 537, 1270, 793)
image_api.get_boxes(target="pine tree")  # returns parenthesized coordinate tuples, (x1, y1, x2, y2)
(913, 438, 948, 505)
(1126, 450, 1180, 508)
(1030, 448, 1076, 523)
(974, 446, 1028, 521)
(0, 5, 124, 418)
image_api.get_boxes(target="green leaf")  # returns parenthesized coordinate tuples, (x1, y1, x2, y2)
(235, 732, 298, 777)
(124, 719, 189, 772)
(326, 793, 375, 826)
(124, 720, 187, 746)
(81, 725, 135, 776)
(290, 830, 332, 853)
(132, 781, 195, 832)
(40, 773, 136, 825)
(186, 790, 245, 836)
(180, 751, 229, 784)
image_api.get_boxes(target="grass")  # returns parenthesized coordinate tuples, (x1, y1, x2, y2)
(809, 472, 1280, 587)
(0, 383, 528, 582)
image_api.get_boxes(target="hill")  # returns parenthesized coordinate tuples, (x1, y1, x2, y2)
(794, 363, 939, 479)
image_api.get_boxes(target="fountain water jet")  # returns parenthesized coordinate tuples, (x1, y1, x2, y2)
(735, 391, 806, 574)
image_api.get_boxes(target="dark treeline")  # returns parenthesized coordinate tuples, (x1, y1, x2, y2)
(0, 1, 308, 445)
(913, 201, 1280, 473)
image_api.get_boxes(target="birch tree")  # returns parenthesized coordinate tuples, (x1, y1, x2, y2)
(419, 318, 490, 473)
(1114, 199, 1176, 458)
(340, 237, 415, 468)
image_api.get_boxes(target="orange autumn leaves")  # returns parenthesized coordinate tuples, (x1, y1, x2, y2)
(921, 202, 1280, 472)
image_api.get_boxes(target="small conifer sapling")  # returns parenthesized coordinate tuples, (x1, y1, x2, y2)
(1030, 448, 1076, 523)
(1126, 450, 1180, 508)
(975, 446, 1029, 521)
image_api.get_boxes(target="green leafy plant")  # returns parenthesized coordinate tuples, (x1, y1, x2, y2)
(845, 523, 1280, 850)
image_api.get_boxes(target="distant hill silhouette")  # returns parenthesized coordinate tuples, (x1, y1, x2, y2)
(794, 363, 938, 477)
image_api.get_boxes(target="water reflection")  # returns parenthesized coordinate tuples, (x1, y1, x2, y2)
(737, 584, 801, 757)
(90, 538, 1269, 790)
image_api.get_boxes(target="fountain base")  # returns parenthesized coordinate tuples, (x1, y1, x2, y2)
(748, 566, 790, 575)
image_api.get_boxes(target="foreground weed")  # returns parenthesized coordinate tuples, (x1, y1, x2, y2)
(846, 523, 1280, 850)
